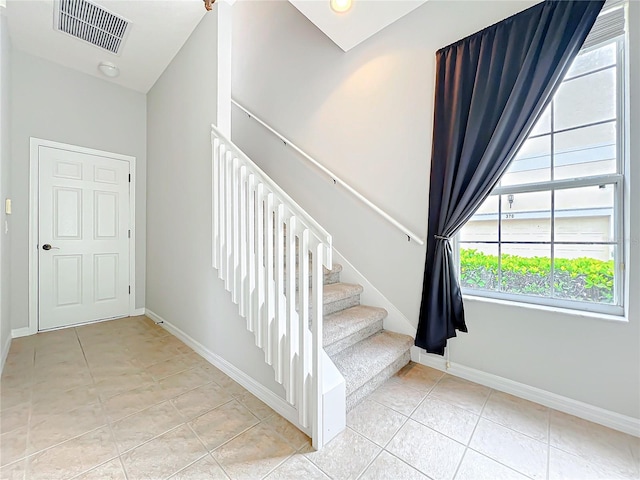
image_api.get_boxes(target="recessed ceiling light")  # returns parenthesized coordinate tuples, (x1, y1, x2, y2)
(330, 0, 352, 14)
(98, 61, 120, 78)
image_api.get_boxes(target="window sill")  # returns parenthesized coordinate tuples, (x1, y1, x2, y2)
(462, 294, 627, 323)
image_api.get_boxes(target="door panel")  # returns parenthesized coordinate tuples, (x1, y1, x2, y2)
(95, 191, 118, 238)
(54, 161, 83, 180)
(94, 254, 118, 301)
(94, 165, 118, 184)
(54, 255, 82, 306)
(54, 187, 82, 239)
(39, 146, 130, 330)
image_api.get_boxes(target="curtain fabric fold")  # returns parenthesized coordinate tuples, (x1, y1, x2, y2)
(416, 0, 605, 355)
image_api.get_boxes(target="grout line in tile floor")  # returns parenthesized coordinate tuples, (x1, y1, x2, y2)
(167, 452, 212, 480)
(348, 427, 382, 480)
(354, 370, 449, 480)
(22, 358, 34, 479)
(356, 449, 382, 480)
(3, 317, 639, 480)
(260, 451, 295, 480)
(353, 371, 518, 479)
(117, 453, 130, 480)
(451, 378, 492, 480)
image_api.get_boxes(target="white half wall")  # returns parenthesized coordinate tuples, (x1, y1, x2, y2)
(0, 6, 12, 369)
(146, 9, 285, 400)
(231, 0, 640, 421)
(10, 51, 147, 331)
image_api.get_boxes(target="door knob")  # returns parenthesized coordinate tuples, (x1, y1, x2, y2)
(42, 244, 59, 251)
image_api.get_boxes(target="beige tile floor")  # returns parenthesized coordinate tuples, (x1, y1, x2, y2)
(1, 316, 638, 480)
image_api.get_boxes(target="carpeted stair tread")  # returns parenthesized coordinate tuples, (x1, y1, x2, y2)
(324, 306, 387, 355)
(346, 348, 411, 411)
(331, 331, 413, 399)
(323, 283, 363, 304)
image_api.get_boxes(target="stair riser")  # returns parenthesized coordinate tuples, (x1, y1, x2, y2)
(324, 319, 383, 357)
(345, 349, 411, 412)
(324, 294, 360, 316)
(324, 271, 341, 285)
(284, 269, 341, 290)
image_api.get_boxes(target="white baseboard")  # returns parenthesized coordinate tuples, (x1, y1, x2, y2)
(414, 347, 640, 438)
(11, 327, 33, 338)
(144, 309, 308, 436)
(332, 248, 416, 337)
(1, 333, 11, 374)
(11, 311, 145, 338)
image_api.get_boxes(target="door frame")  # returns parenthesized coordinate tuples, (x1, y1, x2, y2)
(28, 137, 137, 334)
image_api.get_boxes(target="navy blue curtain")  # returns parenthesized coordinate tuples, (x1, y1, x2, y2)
(416, 0, 605, 355)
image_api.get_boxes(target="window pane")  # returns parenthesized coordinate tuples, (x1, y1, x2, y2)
(565, 42, 616, 78)
(554, 67, 616, 130)
(460, 196, 498, 242)
(501, 191, 551, 242)
(501, 135, 551, 186)
(554, 122, 616, 180)
(554, 245, 615, 304)
(501, 244, 551, 297)
(555, 184, 615, 243)
(530, 104, 551, 137)
(456, 36, 623, 311)
(459, 243, 498, 292)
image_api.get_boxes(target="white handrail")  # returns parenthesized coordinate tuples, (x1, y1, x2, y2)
(231, 99, 426, 246)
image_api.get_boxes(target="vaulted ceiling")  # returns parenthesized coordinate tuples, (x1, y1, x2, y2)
(5, 0, 428, 93)
(289, 0, 427, 52)
(6, 0, 206, 92)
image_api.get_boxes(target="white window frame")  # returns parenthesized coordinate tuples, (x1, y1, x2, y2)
(457, 5, 627, 317)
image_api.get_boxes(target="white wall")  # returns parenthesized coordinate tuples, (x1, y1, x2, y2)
(0, 7, 12, 367)
(231, 0, 640, 420)
(10, 51, 147, 331)
(146, 10, 285, 397)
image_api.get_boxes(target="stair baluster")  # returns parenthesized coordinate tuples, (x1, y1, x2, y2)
(211, 126, 334, 449)
(211, 125, 413, 450)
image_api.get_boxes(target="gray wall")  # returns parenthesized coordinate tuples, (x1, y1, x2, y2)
(10, 51, 147, 330)
(231, 0, 640, 419)
(146, 10, 284, 397)
(0, 8, 11, 365)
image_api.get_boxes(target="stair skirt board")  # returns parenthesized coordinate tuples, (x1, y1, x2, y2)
(331, 248, 417, 338)
(144, 309, 308, 437)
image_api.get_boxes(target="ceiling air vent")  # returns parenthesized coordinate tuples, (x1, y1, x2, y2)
(54, 0, 130, 55)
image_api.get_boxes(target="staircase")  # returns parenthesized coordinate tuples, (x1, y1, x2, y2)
(211, 124, 412, 449)
(319, 264, 412, 411)
(288, 235, 413, 412)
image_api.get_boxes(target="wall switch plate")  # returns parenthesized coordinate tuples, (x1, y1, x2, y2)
(5, 198, 11, 215)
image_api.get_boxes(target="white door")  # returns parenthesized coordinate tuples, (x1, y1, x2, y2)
(38, 146, 130, 330)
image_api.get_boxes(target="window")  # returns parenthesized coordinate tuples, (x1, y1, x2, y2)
(457, 2, 626, 315)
